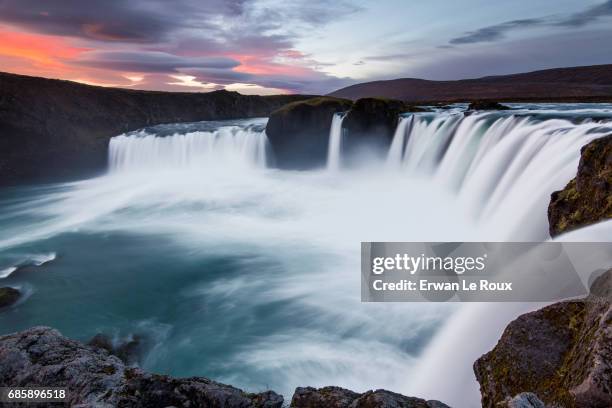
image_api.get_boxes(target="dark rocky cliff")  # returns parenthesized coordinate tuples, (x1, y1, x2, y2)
(0, 72, 311, 186)
(266, 96, 352, 168)
(265, 96, 425, 168)
(474, 269, 612, 408)
(548, 135, 612, 236)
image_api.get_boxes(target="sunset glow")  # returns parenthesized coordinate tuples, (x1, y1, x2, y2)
(1, 0, 611, 94)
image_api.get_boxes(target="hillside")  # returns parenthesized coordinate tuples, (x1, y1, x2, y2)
(0, 72, 310, 185)
(329, 64, 612, 102)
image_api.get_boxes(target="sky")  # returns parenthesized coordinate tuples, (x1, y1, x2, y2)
(1, 0, 612, 95)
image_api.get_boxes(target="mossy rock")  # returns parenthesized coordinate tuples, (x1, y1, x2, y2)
(474, 270, 612, 407)
(548, 134, 612, 236)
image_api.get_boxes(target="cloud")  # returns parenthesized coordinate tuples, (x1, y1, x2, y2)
(449, 0, 612, 45)
(73, 51, 240, 73)
(450, 19, 543, 45)
(0, 0, 360, 93)
(557, 0, 612, 26)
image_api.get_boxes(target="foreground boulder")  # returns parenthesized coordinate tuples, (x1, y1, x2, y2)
(467, 100, 510, 111)
(290, 386, 449, 408)
(342, 98, 425, 160)
(548, 134, 612, 236)
(266, 96, 353, 168)
(474, 269, 612, 407)
(0, 326, 283, 407)
(0, 287, 20, 308)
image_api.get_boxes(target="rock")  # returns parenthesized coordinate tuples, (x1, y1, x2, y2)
(0, 326, 283, 407)
(500, 393, 545, 408)
(466, 100, 511, 110)
(0, 287, 20, 308)
(548, 134, 612, 236)
(474, 269, 612, 408)
(290, 386, 449, 408)
(266, 96, 353, 169)
(291, 386, 360, 407)
(87, 333, 147, 365)
(342, 98, 424, 160)
(0, 71, 312, 186)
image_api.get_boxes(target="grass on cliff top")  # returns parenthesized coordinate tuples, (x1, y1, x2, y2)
(272, 96, 353, 114)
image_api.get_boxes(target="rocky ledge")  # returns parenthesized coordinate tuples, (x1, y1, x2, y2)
(0, 326, 283, 408)
(548, 134, 612, 236)
(0, 327, 449, 408)
(265, 96, 426, 169)
(291, 386, 449, 408)
(474, 269, 612, 408)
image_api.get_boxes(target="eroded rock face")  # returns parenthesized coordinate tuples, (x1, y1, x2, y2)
(0, 287, 20, 308)
(548, 134, 612, 237)
(474, 269, 612, 408)
(265, 96, 353, 168)
(0, 326, 283, 408)
(290, 386, 449, 408)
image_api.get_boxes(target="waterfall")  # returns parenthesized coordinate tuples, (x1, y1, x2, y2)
(386, 115, 412, 168)
(383, 111, 612, 240)
(327, 113, 346, 170)
(109, 124, 269, 173)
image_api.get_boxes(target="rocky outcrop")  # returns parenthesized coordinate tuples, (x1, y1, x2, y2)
(265, 96, 353, 168)
(466, 100, 510, 111)
(0, 287, 20, 308)
(265, 96, 426, 168)
(0, 326, 283, 407)
(290, 386, 449, 408)
(0, 327, 450, 408)
(474, 269, 612, 408)
(0, 72, 311, 186)
(548, 135, 612, 236)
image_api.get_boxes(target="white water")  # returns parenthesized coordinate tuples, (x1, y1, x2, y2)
(327, 113, 345, 171)
(2, 107, 611, 407)
(109, 124, 268, 173)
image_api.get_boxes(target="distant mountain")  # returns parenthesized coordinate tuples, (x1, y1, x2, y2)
(329, 64, 612, 102)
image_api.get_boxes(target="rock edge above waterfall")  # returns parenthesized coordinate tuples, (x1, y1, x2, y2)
(265, 96, 427, 169)
(548, 134, 612, 237)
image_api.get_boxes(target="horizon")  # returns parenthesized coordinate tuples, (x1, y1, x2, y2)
(1, 0, 612, 95)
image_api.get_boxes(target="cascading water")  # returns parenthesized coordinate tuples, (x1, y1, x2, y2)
(386, 115, 412, 168)
(1, 105, 611, 408)
(327, 113, 346, 170)
(109, 121, 269, 172)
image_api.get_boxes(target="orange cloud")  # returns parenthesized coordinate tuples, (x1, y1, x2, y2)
(0, 28, 87, 69)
